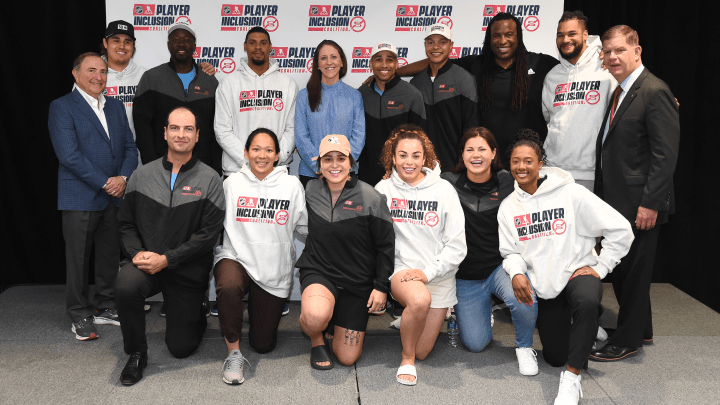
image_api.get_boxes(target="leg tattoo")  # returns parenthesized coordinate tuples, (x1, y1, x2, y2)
(344, 329, 360, 346)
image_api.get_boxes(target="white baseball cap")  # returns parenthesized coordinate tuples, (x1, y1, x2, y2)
(168, 21, 196, 39)
(426, 23, 452, 40)
(371, 42, 398, 58)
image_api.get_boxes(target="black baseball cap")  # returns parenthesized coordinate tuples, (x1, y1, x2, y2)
(105, 20, 135, 40)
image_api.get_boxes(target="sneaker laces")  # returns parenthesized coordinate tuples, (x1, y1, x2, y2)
(517, 348, 537, 363)
(224, 352, 251, 373)
(76, 317, 92, 328)
(558, 372, 583, 399)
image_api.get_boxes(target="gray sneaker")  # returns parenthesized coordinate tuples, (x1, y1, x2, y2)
(222, 350, 249, 385)
(94, 308, 120, 326)
(72, 317, 98, 340)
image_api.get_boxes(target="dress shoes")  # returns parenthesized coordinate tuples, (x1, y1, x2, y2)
(120, 352, 148, 386)
(602, 328, 653, 345)
(589, 345, 637, 362)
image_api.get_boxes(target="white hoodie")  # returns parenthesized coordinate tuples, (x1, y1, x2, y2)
(102, 58, 147, 141)
(213, 164, 307, 298)
(498, 167, 634, 300)
(542, 36, 617, 181)
(214, 58, 299, 175)
(375, 163, 467, 284)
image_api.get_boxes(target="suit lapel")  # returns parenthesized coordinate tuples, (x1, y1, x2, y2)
(72, 89, 110, 145)
(606, 68, 649, 138)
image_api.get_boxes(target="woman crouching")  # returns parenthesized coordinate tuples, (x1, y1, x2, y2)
(374, 124, 467, 385)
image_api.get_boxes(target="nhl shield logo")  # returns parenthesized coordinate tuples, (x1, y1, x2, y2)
(223, 5, 231, 14)
(135, 5, 144, 14)
(398, 6, 406, 15)
(310, 6, 319, 15)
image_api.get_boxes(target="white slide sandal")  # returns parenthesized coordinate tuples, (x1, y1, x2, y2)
(396, 364, 417, 386)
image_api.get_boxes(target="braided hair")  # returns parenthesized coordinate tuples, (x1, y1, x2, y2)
(506, 128, 546, 164)
(479, 12, 529, 113)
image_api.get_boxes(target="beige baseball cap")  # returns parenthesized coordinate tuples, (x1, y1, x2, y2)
(312, 135, 351, 161)
(426, 23, 452, 40)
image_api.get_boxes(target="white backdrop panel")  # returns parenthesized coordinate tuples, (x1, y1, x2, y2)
(107, 0, 563, 300)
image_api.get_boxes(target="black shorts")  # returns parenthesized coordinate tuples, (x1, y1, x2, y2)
(299, 270, 371, 332)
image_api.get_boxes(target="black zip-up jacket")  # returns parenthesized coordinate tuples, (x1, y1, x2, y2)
(410, 62, 478, 171)
(357, 75, 426, 185)
(133, 59, 222, 174)
(441, 170, 513, 280)
(295, 174, 394, 297)
(118, 155, 225, 288)
(453, 53, 559, 169)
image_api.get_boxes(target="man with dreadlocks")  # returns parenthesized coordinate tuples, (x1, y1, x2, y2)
(397, 12, 558, 169)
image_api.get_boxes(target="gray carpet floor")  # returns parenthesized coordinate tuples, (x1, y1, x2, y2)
(1, 283, 718, 404)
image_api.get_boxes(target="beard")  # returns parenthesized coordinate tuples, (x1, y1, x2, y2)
(250, 55, 266, 66)
(559, 42, 583, 61)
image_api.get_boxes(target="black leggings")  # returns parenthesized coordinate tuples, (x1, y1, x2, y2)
(214, 259, 286, 354)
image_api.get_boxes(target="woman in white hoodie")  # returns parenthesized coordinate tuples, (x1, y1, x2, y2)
(498, 129, 633, 405)
(213, 128, 307, 385)
(375, 124, 467, 386)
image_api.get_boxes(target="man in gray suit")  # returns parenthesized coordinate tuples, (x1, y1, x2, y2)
(590, 25, 680, 362)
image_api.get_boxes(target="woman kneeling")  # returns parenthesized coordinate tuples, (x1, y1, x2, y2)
(296, 134, 395, 369)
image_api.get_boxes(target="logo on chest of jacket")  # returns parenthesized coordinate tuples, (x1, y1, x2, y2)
(343, 200, 363, 211)
(387, 100, 405, 110)
(182, 185, 202, 196)
(553, 81, 602, 107)
(437, 84, 454, 93)
(238, 89, 285, 112)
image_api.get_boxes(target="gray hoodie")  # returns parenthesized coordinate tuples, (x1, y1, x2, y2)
(542, 36, 617, 181)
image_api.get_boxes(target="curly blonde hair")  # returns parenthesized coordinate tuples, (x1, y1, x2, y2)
(379, 124, 439, 173)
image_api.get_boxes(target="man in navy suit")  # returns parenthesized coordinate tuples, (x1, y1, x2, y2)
(590, 26, 680, 362)
(49, 52, 138, 341)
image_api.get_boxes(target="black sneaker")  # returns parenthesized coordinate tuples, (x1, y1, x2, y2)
(72, 317, 98, 341)
(94, 308, 120, 326)
(210, 302, 219, 316)
(281, 302, 290, 316)
(160, 302, 165, 317)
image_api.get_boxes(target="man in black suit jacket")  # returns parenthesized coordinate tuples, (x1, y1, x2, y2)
(590, 26, 679, 362)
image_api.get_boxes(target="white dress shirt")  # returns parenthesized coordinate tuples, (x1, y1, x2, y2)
(73, 84, 110, 139)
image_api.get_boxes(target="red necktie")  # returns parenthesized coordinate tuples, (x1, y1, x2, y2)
(609, 85, 622, 124)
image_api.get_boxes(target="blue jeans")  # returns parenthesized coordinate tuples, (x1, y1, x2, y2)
(454, 265, 537, 352)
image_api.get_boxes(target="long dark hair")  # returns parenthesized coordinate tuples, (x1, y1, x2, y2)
(480, 12, 529, 112)
(452, 127, 502, 173)
(306, 40, 347, 112)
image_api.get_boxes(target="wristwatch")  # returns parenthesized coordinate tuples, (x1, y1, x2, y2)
(121, 176, 128, 183)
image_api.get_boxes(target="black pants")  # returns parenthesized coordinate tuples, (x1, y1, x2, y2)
(214, 259, 286, 354)
(609, 226, 659, 348)
(536, 274, 603, 370)
(61, 204, 119, 322)
(116, 263, 207, 358)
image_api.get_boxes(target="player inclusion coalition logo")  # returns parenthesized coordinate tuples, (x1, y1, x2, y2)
(220, 4, 279, 32)
(553, 81, 602, 107)
(481, 4, 541, 31)
(103, 86, 137, 106)
(236, 196, 291, 224)
(271, 46, 316, 73)
(350, 46, 409, 73)
(390, 198, 439, 226)
(513, 208, 566, 241)
(394, 5, 453, 31)
(133, 4, 191, 31)
(238, 89, 286, 112)
(308, 5, 366, 32)
(192, 46, 237, 74)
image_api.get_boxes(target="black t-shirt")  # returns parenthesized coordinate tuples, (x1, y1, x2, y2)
(453, 53, 559, 169)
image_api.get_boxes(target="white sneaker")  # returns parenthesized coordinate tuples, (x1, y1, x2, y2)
(516, 347, 538, 376)
(554, 371, 583, 405)
(222, 350, 249, 385)
(596, 326, 608, 341)
(491, 313, 494, 328)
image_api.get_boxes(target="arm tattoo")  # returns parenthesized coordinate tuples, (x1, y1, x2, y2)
(344, 329, 360, 346)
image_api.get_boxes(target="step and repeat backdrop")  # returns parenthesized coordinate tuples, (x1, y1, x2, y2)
(107, 0, 563, 299)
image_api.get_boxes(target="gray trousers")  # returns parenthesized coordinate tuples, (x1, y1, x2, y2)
(62, 203, 119, 322)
